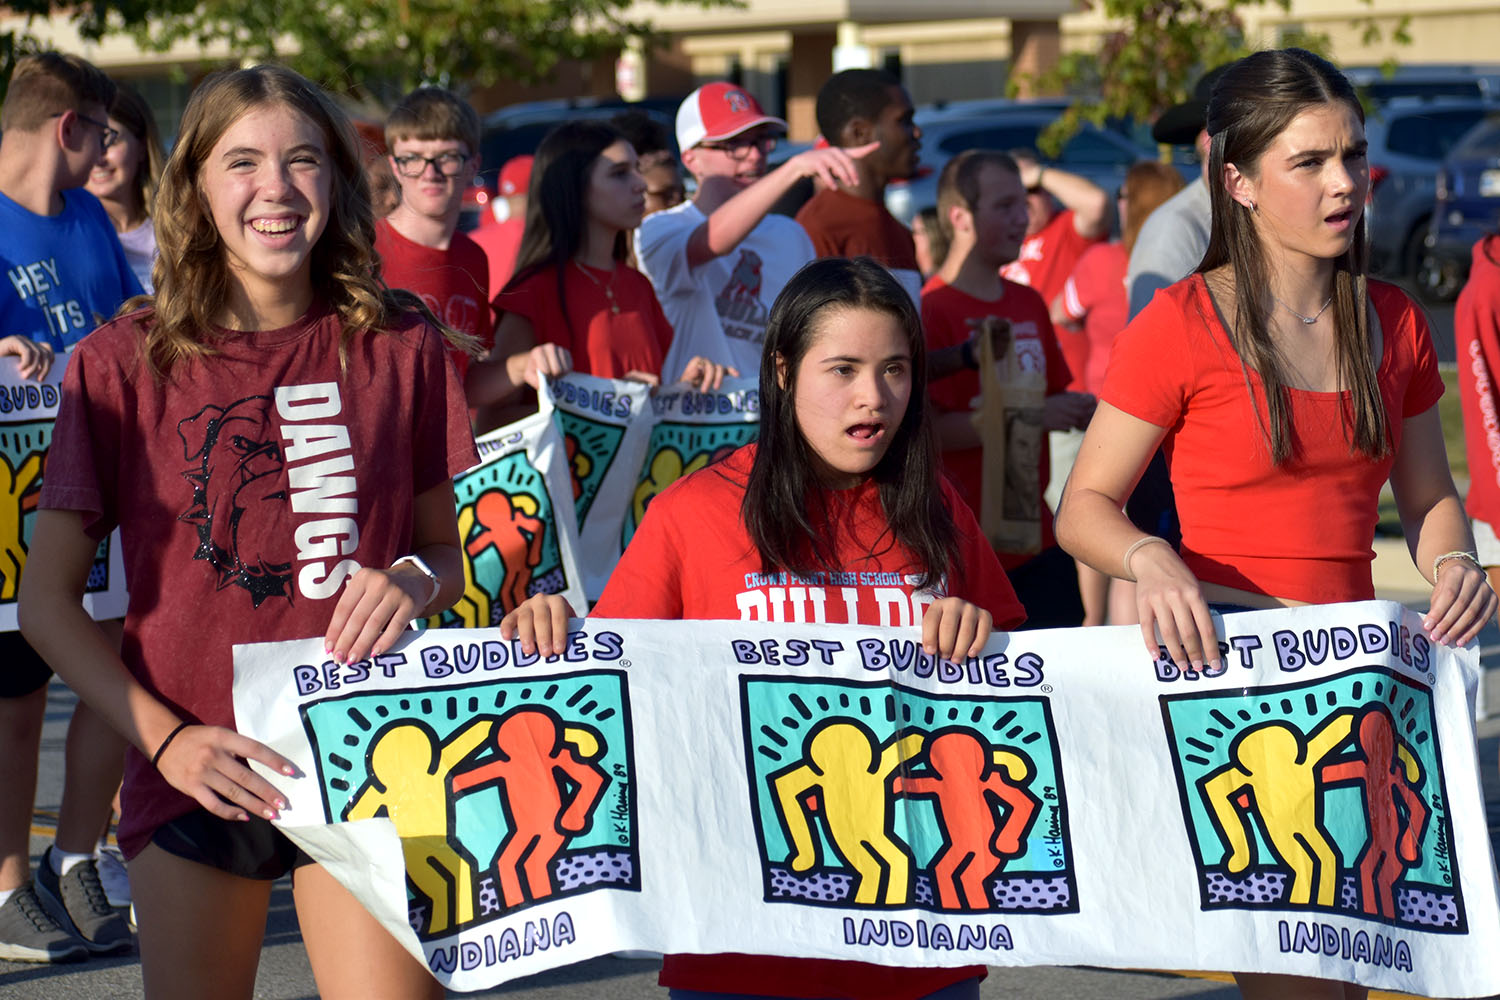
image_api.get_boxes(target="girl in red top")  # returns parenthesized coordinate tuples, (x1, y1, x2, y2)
(1057, 49, 1494, 1000)
(505, 257, 1025, 1000)
(1455, 232, 1500, 594)
(468, 121, 732, 422)
(19, 67, 478, 999)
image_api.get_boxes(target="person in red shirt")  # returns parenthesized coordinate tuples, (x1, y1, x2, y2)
(374, 87, 492, 380)
(795, 69, 925, 301)
(1456, 232, 1500, 595)
(466, 121, 732, 426)
(998, 149, 1110, 308)
(18, 66, 478, 999)
(504, 257, 1025, 1000)
(1057, 49, 1494, 1000)
(1049, 161, 1184, 626)
(922, 150, 1094, 629)
(469, 154, 532, 305)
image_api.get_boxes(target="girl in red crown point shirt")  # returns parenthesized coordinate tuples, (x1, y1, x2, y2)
(504, 256, 1024, 1000)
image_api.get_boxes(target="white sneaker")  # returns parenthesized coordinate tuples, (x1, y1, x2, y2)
(95, 846, 131, 910)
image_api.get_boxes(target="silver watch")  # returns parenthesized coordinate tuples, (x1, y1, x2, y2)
(393, 554, 441, 606)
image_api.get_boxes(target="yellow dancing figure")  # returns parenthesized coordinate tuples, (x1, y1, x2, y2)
(1200, 711, 1354, 906)
(774, 721, 924, 905)
(0, 450, 42, 599)
(344, 719, 493, 934)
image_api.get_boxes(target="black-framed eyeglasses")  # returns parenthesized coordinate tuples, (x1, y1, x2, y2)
(391, 151, 471, 178)
(54, 111, 118, 150)
(698, 132, 778, 161)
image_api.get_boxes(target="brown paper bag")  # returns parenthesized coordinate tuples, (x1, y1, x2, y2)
(974, 317, 1044, 555)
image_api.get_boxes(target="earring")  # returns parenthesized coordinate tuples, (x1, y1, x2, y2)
(1248, 201, 1257, 213)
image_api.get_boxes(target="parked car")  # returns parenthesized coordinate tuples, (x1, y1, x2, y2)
(461, 96, 682, 229)
(1344, 64, 1500, 104)
(1362, 98, 1497, 283)
(883, 104, 1184, 225)
(1423, 111, 1500, 301)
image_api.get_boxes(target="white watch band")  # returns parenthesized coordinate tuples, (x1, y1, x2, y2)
(393, 554, 441, 607)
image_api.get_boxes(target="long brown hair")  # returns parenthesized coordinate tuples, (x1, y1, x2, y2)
(146, 65, 478, 377)
(1198, 48, 1384, 465)
(1120, 161, 1185, 257)
(744, 257, 957, 589)
(105, 81, 165, 223)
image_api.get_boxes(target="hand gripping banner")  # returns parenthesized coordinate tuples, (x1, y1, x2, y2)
(231, 600, 1500, 995)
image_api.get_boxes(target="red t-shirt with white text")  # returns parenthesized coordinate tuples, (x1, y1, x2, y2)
(1000, 209, 1101, 308)
(591, 444, 1022, 1000)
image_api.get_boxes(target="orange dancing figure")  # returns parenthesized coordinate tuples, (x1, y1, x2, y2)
(893, 730, 1039, 910)
(466, 490, 544, 610)
(1319, 707, 1430, 918)
(450, 708, 608, 908)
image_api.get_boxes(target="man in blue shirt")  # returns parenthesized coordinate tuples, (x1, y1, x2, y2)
(0, 52, 140, 964)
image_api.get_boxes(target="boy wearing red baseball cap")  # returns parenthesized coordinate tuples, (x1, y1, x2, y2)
(634, 82, 870, 377)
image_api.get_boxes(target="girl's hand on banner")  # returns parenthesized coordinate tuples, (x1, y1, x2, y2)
(1130, 543, 1222, 675)
(1424, 558, 1497, 647)
(324, 566, 429, 665)
(500, 593, 578, 657)
(154, 723, 296, 822)
(523, 344, 573, 387)
(921, 597, 993, 661)
(0, 334, 54, 381)
(677, 356, 738, 392)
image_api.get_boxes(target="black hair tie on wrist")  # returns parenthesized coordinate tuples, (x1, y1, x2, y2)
(151, 721, 192, 769)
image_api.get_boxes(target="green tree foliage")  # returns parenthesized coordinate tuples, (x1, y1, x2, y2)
(118, 0, 730, 105)
(1024, 0, 1404, 155)
(0, 0, 159, 101)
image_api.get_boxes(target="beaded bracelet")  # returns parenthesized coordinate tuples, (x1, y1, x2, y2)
(1123, 535, 1170, 579)
(1432, 550, 1482, 581)
(151, 721, 191, 769)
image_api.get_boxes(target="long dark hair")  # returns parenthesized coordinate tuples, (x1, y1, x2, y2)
(743, 257, 957, 589)
(505, 120, 629, 343)
(1199, 47, 1385, 464)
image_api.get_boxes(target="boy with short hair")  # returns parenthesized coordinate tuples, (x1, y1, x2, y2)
(635, 82, 862, 379)
(922, 150, 1095, 629)
(795, 68, 924, 299)
(0, 50, 140, 963)
(375, 86, 491, 379)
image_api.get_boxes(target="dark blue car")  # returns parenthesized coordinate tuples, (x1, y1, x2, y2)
(1424, 112, 1500, 301)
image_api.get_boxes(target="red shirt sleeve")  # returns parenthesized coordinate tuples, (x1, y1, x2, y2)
(43, 326, 130, 540)
(1100, 281, 1197, 427)
(1401, 296, 1443, 418)
(406, 316, 481, 489)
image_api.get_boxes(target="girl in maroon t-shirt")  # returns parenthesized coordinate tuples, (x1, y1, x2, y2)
(21, 67, 477, 999)
(468, 121, 733, 423)
(1058, 48, 1493, 1000)
(504, 258, 1024, 1000)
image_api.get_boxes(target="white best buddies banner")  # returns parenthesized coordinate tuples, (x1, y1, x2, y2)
(0, 349, 126, 629)
(232, 600, 1500, 996)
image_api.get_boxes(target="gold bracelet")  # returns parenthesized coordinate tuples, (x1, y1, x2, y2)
(1123, 535, 1170, 579)
(1432, 550, 1482, 580)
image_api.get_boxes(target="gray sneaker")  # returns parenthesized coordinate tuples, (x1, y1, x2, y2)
(34, 848, 132, 954)
(0, 882, 88, 963)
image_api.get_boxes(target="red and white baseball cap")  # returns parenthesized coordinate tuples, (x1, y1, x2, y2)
(676, 83, 787, 151)
(499, 154, 534, 197)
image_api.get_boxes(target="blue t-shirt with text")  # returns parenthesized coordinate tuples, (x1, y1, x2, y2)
(0, 188, 143, 350)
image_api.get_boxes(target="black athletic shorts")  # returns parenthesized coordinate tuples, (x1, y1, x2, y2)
(0, 630, 53, 698)
(151, 810, 313, 881)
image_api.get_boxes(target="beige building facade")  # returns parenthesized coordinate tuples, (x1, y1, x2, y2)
(4, 0, 1499, 139)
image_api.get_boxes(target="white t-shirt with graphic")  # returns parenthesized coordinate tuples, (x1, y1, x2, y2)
(634, 200, 815, 379)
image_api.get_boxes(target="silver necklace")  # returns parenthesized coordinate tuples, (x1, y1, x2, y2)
(1272, 293, 1333, 325)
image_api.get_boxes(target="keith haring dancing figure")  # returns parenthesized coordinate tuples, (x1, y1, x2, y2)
(1319, 706, 1430, 918)
(1200, 711, 1354, 906)
(450, 708, 608, 909)
(773, 721, 924, 905)
(893, 729, 1040, 910)
(0, 450, 42, 599)
(466, 489, 543, 611)
(343, 719, 493, 935)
